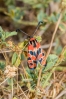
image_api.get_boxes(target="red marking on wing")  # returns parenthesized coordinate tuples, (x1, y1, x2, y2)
(31, 56, 36, 60)
(30, 38, 35, 41)
(37, 53, 43, 59)
(41, 55, 46, 65)
(36, 42, 40, 48)
(28, 63, 36, 69)
(27, 53, 31, 57)
(28, 60, 32, 63)
(28, 45, 34, 50)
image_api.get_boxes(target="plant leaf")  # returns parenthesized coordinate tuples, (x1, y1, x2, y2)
(7, 78, 12, 86)
(44, 54, 58, 71)
(14, 57, 21, 67)
(5, 31, 17, 39)
(0, 61, 5, 70)
(12, 52, 18, 65)
(13, 97, 17, 99)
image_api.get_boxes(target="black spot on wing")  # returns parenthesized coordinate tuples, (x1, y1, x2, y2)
(44, 61, 47, 67)
(30, 63, 33, 65)
(30, 41, 32, 45)
(33, 52, 37, 56)
(35, 39, 37, 42)
(28, 57, 31, 60)
(37, 48, 41, 55)
(27, 62, 37, 69)
(33, 61, 37, 64)
(30, 51, 33, 55)
(38, 58, 42, 63)
(42, 53, 44, 56)
(33, 40, 36, 47)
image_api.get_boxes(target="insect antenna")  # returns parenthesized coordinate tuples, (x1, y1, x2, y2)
(16, 29, 30, 51)
(16, 21, 43, 37)
(16, 29, 30, 37)
(32, 21, 44, 36)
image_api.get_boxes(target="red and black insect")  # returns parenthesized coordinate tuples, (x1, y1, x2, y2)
(16, 21, 46, 69)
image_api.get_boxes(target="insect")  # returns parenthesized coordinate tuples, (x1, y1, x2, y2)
(16, 21, 46, 69)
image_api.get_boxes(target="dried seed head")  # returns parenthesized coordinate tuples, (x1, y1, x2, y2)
(4, 65, 17, 78)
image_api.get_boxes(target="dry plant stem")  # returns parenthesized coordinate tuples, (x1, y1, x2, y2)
(18, 84, 29, 99)
(0, 95, 4, 99)
(0, 49, 12, 53)
(17, 68, 18, 96)
(3, 53, 10, 65)
(11, 78, 13, 98)
(41, 42, 56, 49)
(37, 13, 62, 88)
(18, 83, 36, 97)
(0, 78, 8, 86)
(53, 72, 56, 98)
(0, 39, 55, 54)
(55, 66, 66, 71)
(21, 62, 28, 78)
(0, 42, 55, 54)
(55, 88, 66, 99)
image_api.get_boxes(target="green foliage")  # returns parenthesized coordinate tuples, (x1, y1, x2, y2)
(7, 78, 12, 86)
(54, 39, 63, 55)
(12, 52, 18, 65)
(2, 0, 66, 30)
(0, 26, 17, 41)
(15, 57, 21, 67)
(61, 0, 66, 9)
(54, 0, 61, 2)
(13, 97, 17, 99)
(6, 31, 17, 39)
(34, 36, 42, 42)
(22, 0, 52, 8)
(59, 23, 66, 32)
(0, 61, 5, 70)
(21, 53, 25, 60)
(44, 54, 58, 71)
(4, 0, 15, 6)
(62, 11, 66, 21)
(61, 46, 66, 60)
(8, 6, 24, 22)
(37, 10, 47, 21)
(48, 13, 60, 23)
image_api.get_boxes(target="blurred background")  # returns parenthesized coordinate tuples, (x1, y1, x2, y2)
(0, 1, 66, 99)
(0, 0, 66, 53)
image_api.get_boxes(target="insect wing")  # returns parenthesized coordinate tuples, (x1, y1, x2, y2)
(27, 39, 37, 69)
(37, 44, 46, 66)
(27, 38, 46, 69)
